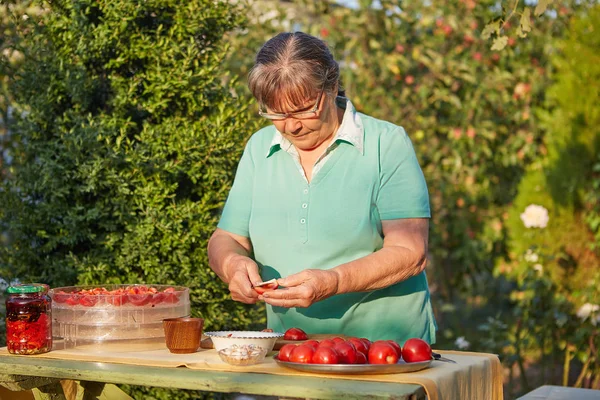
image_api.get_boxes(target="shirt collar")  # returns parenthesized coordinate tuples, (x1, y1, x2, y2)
(266, 97, 364, 158)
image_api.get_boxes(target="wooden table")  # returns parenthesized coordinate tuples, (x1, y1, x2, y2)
(0, 354, 426, 400)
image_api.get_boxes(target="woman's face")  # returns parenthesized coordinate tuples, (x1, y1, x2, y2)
(266, 88, 341, 152)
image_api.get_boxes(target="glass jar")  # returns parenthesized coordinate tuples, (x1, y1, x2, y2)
(5, 283, 52, 355)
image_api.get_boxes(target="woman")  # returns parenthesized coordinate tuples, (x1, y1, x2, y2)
(208, 31, 436, 343)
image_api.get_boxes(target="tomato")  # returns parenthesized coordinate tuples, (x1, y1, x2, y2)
(107, 292, 128, 306)
(347, 337, 368, 356)
(303, 340, 320, 351)
(128, 293, 152, 306)
(331, 337, 346, 344)
(356, 351, 368, 364)
(254, 279, 279, 295)
(162, 291, 179, 304)
(79, 295, 99, 307)
(317, 339, 336, 348)
(333, 341, 357, 364)
(65, 294, 81, 306)
(368, 341, 399, 364)
(284, 327, 308, 341)
(150, 292, 165, 305)
(387, 340, 402, 358)
(289, 344, 315, 363)
(402, 338, 432, 363)
(277, 344, 297, 362)
(311, 346, 340, 364)
(360, 338, 372, 351)
(52, 291, 70, 303)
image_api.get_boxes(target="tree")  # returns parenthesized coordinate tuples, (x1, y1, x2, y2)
(0, 0, 263, 396)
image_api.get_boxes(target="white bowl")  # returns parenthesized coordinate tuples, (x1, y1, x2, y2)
(204, 331, 283, 352)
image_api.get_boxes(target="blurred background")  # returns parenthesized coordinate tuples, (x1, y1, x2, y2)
(1, 0, 599, 398)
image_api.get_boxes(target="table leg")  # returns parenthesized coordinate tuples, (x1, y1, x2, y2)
(31, 381, 67, 400)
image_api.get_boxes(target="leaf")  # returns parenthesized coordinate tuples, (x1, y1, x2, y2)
(481, 20, 500, 40)
(520, 8, 532, 34)
(534, 0, 553, 17)
(491, 36, 509, 51)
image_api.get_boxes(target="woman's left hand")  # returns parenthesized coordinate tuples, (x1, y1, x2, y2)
(259, 269, 339, 308)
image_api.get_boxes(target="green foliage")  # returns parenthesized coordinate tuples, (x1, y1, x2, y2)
(0, 0, 263, 397)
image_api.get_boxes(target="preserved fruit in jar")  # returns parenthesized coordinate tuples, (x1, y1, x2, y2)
(5, 284, 52, 355)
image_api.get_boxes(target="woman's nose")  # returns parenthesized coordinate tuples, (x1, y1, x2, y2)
(283, 118, 302, 135)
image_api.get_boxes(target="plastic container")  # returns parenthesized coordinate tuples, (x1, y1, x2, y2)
(218, 344, 269, 366)
(5, 283, 52, 355)
(49, 284, 190, 352)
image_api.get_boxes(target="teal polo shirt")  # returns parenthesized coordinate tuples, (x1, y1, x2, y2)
(218, 99, 437, 344)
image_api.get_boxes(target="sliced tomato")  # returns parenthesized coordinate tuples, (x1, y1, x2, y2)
(150, 292, 165, 305)
(65, 294, 81, 306)
(107, 293, 128, 306)
(128, 293, 152, 306)
(79, 295, 99, 307)
(53, 291, 70, 303)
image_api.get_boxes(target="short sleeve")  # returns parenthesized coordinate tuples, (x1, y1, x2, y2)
(217, 142, 254, 237)
(376, 127, 431, 220)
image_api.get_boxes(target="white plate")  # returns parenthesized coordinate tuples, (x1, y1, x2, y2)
(274, 355, 432, 375)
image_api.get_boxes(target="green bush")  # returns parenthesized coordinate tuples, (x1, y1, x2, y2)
(0, 0, 263, 397)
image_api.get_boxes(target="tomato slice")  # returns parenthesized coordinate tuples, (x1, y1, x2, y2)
(79, 295, 99, 307)
(53, 291, 70, 303)
(128, 293, 152, 306)
(149, 292, 165, 305)
(65, 294, 81, 306)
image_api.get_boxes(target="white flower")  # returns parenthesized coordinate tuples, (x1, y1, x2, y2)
(576, 304, 600, 325)
(454, 336, 470, 350)
(533, 264, 543, 273)
(524, 249, 539, 263)
(520, 204, 549, 228)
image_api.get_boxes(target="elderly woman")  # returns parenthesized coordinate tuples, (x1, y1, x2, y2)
(208, 32, 436, 343)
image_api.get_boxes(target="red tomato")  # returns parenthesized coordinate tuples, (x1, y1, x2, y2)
(347, 337, 368, 356)
(107, 293, 128, 306)
(387, 340, 403, 358)
(162, 292, 179, 304)
(333, 341, 357, 364)
(331, 337, 346, 344)
(289, 344, 315, 364)
(318, 339, 336, 348)
(254, 279, 279, 295)
(284, 327, 308, 341)
(79, 295, 99, 307)
(277, 344, 297, 362)
(356, 351, 368, 364)
(150, 292, 166, 305)
(368, 341, 399, 364)
(65, 294, 81, 306)
(303, 340, 320, 351)
(311, 346, 340, 364)
(402, 338, 432, 363)
(53, 291, 70, 303)
(360, 338, 372, 351)
(128, 293, 152, 306)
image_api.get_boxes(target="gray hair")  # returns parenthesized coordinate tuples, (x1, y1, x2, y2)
(248, 31, 344, 111)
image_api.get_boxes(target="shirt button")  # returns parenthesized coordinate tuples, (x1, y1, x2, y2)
(300, 218, 306, 224)
(302, 203, 308, 209)
(303, 189, 309, 194)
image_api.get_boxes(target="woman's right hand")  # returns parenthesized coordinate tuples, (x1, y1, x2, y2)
(225, 254, 263, 304)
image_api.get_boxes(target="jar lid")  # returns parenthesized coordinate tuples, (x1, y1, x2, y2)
(6, 284, 45, 294)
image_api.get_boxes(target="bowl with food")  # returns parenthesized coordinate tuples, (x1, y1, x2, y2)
(204, 330, 283, 353)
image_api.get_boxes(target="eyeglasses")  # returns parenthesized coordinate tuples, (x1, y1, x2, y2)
(258, 86, 325, 121)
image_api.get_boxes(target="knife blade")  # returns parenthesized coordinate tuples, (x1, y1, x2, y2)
(432, 352, 457, 363)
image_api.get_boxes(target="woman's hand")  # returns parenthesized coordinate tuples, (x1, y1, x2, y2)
(260, 269, 339, 308)
(225, 254, 263, 304)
